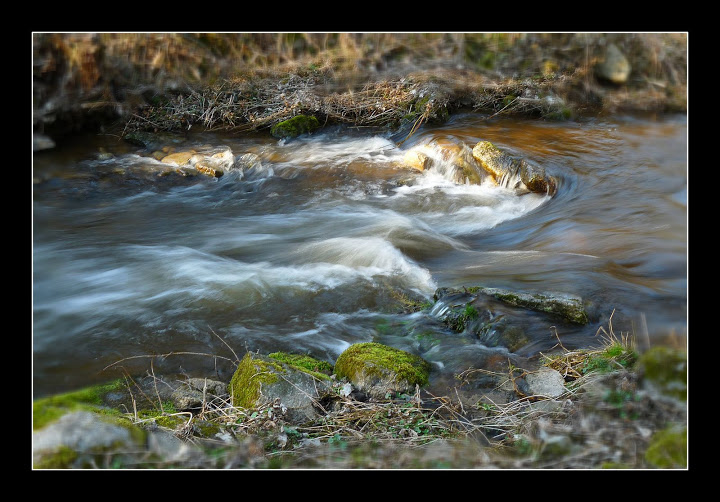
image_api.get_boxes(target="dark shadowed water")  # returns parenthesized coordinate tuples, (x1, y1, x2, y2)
(32, 112, 687, 398)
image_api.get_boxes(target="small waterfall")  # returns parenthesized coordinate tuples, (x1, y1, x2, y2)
(403, 140, 493, 186)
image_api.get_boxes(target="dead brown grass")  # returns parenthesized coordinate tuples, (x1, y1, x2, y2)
(34, 33, 687, 138)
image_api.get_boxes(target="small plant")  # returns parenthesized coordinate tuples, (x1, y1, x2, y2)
(447, 303, 480, 332)
(541, 310, 638, 380)
(479, 402, 495, 412)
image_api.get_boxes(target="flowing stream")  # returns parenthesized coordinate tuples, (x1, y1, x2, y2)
(32, 112, 687, 398)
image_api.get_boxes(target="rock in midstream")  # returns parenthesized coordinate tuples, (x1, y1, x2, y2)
(431, 285, 588, 355)
(160, 146, 236, 178)
(472, 141, 557, 195)
(471, 286, 588, 325)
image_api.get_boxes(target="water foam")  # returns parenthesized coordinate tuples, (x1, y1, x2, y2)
(294, 236, 437, 294)
(276, 134, 401, 167)
(391, 173, 549, 236)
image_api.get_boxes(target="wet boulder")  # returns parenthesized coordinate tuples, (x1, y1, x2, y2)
(472, 141, 557, 195)
(403, 150, 430, 171)
(430, 288, 530, 351)
(334, 342, 431, 400)
(431, 285, 588, 352)
(161, 151, 195, 165)
(401, 140, 492, 185)
(160, 145, 236, 178)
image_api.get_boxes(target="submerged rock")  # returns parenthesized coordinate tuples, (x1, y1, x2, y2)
(430, 288, 530, 351)
(471, 286, 588, 325)
(123, 130, 186, 149)
(472, 141, 557, 195)
(334, 342, 431, 400)
(236, 152, 263, 170)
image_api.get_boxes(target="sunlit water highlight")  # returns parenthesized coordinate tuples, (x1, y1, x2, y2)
(32, 113, 687, 397)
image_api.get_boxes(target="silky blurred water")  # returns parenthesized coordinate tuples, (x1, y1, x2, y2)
(32, 113, 687, 397)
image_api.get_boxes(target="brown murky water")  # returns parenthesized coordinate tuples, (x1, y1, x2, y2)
(32, 112, 687, 397)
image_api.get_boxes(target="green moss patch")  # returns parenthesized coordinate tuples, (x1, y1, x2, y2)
(637, 346, 687, 401)
(33, 445, 79, 469)
(270, 115, 320, 139)
(268, 352, 333, 380)
(228, 353, 284, 409)
(644, 426, 687, 468)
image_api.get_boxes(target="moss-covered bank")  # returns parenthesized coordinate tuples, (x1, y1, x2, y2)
(33, 337, 687, 469)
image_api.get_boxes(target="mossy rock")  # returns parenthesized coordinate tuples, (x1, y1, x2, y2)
(270, 115, 320, 139)
(33, 380, 128, 430)
(228, 352, 331, 423)
(33, 410, 147, 469)
(334, 342, 431, 399)
(644, 425, 687, 468)
(637, 346, 687, 401)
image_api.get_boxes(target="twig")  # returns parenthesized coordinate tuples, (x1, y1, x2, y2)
(208, 325, 241, 364)
(102, 351, 235, 372)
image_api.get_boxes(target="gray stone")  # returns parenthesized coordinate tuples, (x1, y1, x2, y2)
(33, 411, 142, 465)
(595, 43, 631, 84)
(146, 428, 193, 463)
(33, 133, 56, 151)
(524, 367, 567, 398)
(170, 378, 228, 411)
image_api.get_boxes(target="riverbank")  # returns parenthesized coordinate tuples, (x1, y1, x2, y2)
(32, 322, 687, 469)
(33, 33, 687, 150)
